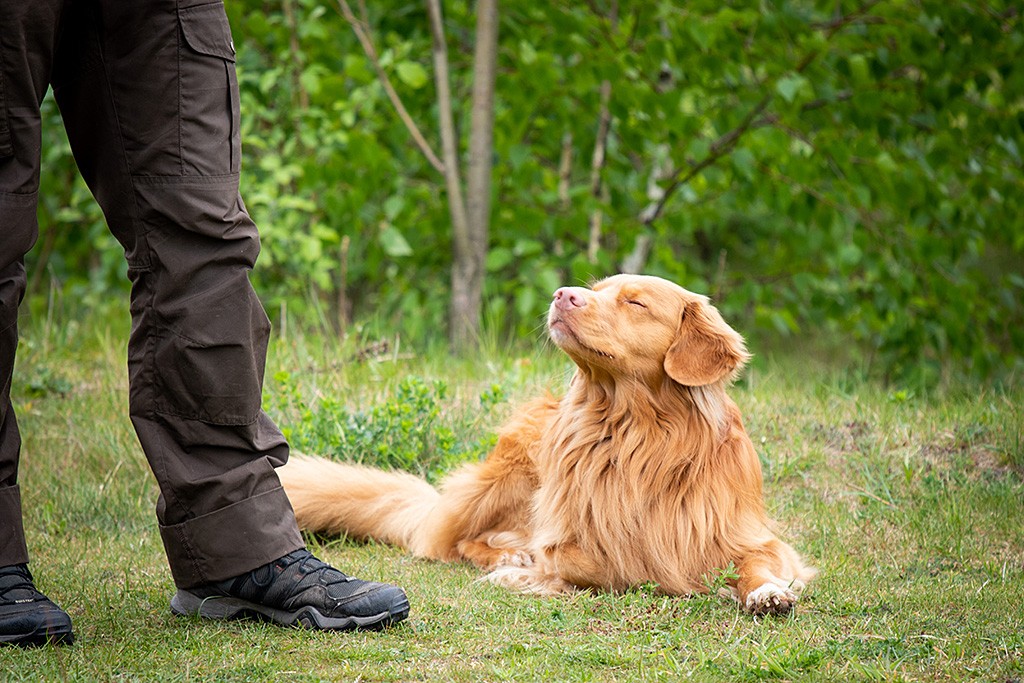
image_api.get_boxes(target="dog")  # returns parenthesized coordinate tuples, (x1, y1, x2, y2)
(278, 274, 815, 615)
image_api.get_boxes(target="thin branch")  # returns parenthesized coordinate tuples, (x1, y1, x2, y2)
(811, 7, 885, 32)
(642, 93, 772, 226)
(558, 131, 573, 210)
(757, 161, 866, 224)
(801, 89, 854, 112)
(794, 0, 884, 74)
(587, 77, 613, 261)
(425, 0, 468, 237)
(282, 0, 309, 112)
(337, 0, 445, 173)
(641, 0, 883, 227)
(587, 0, 618, 263)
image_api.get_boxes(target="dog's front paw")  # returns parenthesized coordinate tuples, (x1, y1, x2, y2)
(744, 582, 799, 616)
(496, 550, 534, 568)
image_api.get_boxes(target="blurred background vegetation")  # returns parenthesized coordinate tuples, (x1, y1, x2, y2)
(28, 0, 1023, 386)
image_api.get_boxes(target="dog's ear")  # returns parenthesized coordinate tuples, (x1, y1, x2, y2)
(664, 299, 750, 386)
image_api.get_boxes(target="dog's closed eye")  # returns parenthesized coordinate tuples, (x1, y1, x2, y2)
(625, 299, 647, 309)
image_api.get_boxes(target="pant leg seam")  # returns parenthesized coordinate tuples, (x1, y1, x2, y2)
(141, 314, 196, 521)
(0, 42, 12, 157)
(89, 5, 149, 270)
(130, 172, 239, 185)
(173, 523, 206, 586)
(176, 1, 184, 176)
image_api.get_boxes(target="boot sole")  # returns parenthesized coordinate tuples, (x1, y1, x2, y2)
(170, 589, 410, 631)
(0, 624, 74, 648)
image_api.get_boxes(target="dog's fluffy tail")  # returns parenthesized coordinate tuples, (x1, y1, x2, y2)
(278, 454, 440, 554)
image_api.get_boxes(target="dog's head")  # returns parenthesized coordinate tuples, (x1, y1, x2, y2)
(547, 274, 749, 387)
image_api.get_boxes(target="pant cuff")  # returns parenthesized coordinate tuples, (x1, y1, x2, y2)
(159, 485, 303, 588)
(0, 485, 29, 566)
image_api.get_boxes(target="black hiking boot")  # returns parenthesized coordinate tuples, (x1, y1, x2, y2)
(0, 564, 74, 647)
(170, 549, 409, 631)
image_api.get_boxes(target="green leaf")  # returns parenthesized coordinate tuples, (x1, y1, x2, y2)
(513, 239, 544, 257)
(537, 268, 562, 296)
(299, 67, 321, 97)
(686, 137, 711, 161)
(383, 195, 405, 221)
(380, 225, 413, 257)
(515, 287, 538, 319)
(519, 40, 538, 65)
(486, 247, 514, 272)
(849, 54, 871, 85)
(775, 73, 808, 103)
(686, 23, 710, 53)
(731, 148, 756, 180)
(396, 61, 429, 89)
(875, 152, 898, 173)
(837, 243, 862, 267)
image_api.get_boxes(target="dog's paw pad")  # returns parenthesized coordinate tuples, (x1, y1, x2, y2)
(496, 551, 533, 568)
(483, 566, 575, 596)
(745, 583, 798, 616)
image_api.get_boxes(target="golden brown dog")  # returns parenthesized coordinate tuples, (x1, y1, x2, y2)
(279, 274, 815, 614)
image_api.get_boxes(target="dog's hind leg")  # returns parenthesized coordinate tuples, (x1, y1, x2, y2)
(417, 429, 543, 562)
(456, 531, 533, 571)
(417, 396, 558, 564)
(485, 542, 615, 595)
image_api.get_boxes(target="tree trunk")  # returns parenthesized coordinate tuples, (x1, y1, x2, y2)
(425, 0, 470, 349)
(450, 0, 498, 352)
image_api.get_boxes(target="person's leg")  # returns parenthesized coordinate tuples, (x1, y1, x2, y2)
(50, 0, 407, 628)
(50, 0, 302, 588)
(0, 0, 57, 574)
(0, 0, 74, 647)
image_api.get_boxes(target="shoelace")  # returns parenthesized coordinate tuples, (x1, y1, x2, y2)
(290, 551, 353, 585)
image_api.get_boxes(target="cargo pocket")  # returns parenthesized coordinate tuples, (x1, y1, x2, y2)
(151, 278, 271, 426)
(177, 2, 240, 175)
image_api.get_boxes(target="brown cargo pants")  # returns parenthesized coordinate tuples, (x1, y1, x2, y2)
(0, 0, 304, 588)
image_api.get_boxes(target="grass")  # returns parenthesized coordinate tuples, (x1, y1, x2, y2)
(2, 310, 1022, 681)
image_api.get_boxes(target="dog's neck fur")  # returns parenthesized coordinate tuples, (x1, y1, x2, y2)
(566, 366, 731, 439)
(543, 368, 734, 483)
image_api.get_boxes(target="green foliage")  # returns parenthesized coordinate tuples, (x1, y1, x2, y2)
(28, 0, 1023, 385)
(270, 372, 504, 478)
(20, 365, 72, 399)
(701, 562, 741, 595)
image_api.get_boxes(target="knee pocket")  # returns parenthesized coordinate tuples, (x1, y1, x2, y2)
(151, 279, 270, 426)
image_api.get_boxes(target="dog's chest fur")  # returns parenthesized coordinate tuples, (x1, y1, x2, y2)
(532, 391, 705, 557)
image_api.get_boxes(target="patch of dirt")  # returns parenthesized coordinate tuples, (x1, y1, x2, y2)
(918, 426, 1021, 482)
(810, 420, 872, 454)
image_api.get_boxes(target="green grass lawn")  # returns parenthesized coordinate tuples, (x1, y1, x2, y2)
(2, 313, 1022, 681)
